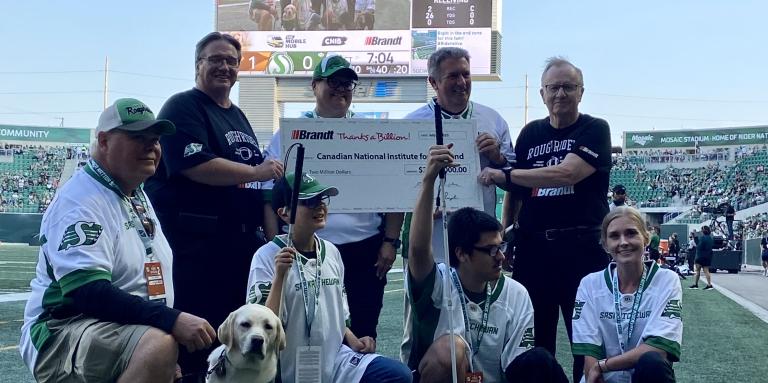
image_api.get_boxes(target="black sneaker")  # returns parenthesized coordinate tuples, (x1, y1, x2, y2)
(688, 285, 699, 289)
(703, 285, 714, 290)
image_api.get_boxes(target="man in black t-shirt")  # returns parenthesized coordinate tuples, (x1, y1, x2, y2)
(144, 32, 283, 382)
(479, 57, 611, 383)
(724, 201, 736, 239)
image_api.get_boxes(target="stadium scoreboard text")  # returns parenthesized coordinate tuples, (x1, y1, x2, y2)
(216, 0, 494, 77)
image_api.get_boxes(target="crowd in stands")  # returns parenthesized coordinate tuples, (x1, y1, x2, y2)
(0, 144, 87, 213)
(741, 212, 768, 240)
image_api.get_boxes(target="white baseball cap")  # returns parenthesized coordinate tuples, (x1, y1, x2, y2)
(96, 98, 175, 135)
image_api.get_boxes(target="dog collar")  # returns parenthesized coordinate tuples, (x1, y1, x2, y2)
(207, 348, 229, 378)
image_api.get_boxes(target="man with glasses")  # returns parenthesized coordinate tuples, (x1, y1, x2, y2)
(479, 57, 612, 382)
(262, 54, 404, 346)
(20, 98, 217, 382)
(145, 32, 284, 382)
(403, 145, 567, 383)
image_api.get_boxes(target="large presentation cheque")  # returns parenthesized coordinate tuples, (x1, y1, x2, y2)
(280, 118, 483, 213)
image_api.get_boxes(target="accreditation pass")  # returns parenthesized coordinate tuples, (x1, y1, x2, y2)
(296, 346, 322, 383)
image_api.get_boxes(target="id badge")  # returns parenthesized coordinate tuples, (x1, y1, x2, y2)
(465, 371, 483, 383)
(296, 345, 322, 383)
(143, 261, 166, 302)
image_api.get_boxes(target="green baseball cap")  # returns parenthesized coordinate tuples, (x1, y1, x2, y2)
(96, 98, 175, 135)
(312, 54, 358, 80)
(271, 172, 339, 213)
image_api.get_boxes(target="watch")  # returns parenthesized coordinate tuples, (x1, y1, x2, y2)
(383, 236, 402, 249)
(501, 166, 513, 188)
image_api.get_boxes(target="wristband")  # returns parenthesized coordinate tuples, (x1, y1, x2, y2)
(501, 166, 513, 189)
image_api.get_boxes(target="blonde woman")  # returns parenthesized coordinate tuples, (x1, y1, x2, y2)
(572, 207, 682, 383)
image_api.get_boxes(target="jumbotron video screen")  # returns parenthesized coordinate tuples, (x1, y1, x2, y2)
(216, 0, 493, 76)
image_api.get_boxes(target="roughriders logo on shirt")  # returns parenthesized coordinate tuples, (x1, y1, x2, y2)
(518, 327, 535, 348)
(572, 300, 586, 320)
(58, 221, 103, 251)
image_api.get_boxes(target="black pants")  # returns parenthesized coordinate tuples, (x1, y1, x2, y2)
(506, 347, 569, 383)
(167, 228, 266, 382)
(512, 231, 609, 383)
(632, 351, 676, 383)
(336, 233, 387, 339)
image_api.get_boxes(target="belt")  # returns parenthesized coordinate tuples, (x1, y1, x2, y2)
(524, 226, 601, 241)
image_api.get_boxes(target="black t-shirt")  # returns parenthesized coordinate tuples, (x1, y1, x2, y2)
(513, 114, 611, 231)
(145, 88, 265, 231)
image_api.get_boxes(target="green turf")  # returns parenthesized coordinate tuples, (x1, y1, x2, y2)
(3, 245, 768, 382)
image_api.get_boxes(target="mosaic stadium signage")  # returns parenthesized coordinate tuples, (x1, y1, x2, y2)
(0, 125, 91, 144)
(624, 126, 768, 149)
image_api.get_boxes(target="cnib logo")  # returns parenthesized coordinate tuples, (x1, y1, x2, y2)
(322, 36, 347, 46)
(365, 36, 403, 46)
(291, 130, 335, 140)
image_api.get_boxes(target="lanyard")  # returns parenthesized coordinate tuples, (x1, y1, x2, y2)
(289, 235, 322, 343)
(84, 159, 154, 259)
(428, 98, 474, 119)
(611, 263, 648, 354)
(304, 109, 354, 119)
(450, 268, 494, 364)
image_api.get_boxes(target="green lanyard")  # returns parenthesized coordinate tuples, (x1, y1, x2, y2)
(277, 234, 322, 344)
(83, 159, 154, 258)
(611, 263, 648, 354)
(450, 268, 495, 366)
(428, 98, 474, 119)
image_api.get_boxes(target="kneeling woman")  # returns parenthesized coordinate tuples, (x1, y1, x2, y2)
(572, 207, 682, 383)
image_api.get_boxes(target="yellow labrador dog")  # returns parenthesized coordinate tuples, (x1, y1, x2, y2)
(206, 304, 286, 383)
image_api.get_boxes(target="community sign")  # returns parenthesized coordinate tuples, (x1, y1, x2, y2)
(0, 125, 91, 144)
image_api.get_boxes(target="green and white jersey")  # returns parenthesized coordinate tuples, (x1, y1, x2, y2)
(20, 167, 174, 372)
(572, 261, 683, 383)
(404, 263, 535, 383)
(247, 235, 377, 383)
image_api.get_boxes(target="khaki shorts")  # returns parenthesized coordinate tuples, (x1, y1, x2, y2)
(34, 315, 150, 383)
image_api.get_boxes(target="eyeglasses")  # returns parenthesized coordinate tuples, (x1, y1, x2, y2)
(201, 55, 240, 68)
(543, 83, 581, 94)
(473, 242, 507, 256)
(325, 77, 358, 91)
(130, 197, 155, 239)
(299, 195, 330, 209)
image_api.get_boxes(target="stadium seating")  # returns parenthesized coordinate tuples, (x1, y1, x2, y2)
(0, 146, 68, 214)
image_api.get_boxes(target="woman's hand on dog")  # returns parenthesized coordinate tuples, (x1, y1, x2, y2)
(172, 312, 216, 352)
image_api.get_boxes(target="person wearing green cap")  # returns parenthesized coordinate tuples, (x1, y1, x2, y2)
(20, 98, 217, 382)
(262, 54, 404, 343)
(247, 172, 412, 383)
(144, 32, 284, 381)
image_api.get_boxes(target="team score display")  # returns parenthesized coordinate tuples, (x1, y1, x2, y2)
(352, 64, 410, 75)
(411, 0, 492, 29)
(240, 51, 327, 75)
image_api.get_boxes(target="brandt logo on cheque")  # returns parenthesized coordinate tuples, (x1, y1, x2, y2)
(291, 130, 334, 140)
(631, 134, 654, 146)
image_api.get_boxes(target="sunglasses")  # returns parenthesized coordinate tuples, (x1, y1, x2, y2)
(130, 197, 155, 239)
(473, 242, 507, 256)
(299, 195, 330, 209)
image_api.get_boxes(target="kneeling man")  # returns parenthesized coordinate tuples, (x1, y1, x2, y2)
(20, 98, 216, 383)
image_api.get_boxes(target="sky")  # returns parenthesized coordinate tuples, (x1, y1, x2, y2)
(1, 0, 767, 147)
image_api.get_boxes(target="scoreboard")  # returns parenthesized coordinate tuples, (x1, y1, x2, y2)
(217, 0, 497, 77)
(411, 0, 492, 28)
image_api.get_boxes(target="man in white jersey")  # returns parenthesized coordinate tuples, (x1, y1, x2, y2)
(20, 98, 216, 383)
(404, 145, 567, 383)
(401, 46, 515, 366)
(262, 55, 404, 343)
(246, 173, 411, 383)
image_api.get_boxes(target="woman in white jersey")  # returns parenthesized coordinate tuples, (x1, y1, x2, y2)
(572, 207, 682, 383)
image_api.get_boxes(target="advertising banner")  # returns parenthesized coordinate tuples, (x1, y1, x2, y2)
(279, 118, 483, 212)
(0, 125, 91, 144)
(624, 126, 768, 149)
(217, 0, 493, 76)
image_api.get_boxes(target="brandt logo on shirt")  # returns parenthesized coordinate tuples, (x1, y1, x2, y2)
(58, 221, 103, 251)
(661, 299, 682, 320)
(184, 143, 203, 157)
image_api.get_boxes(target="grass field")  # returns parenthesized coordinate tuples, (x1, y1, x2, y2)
(2, 244, 768, 382)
